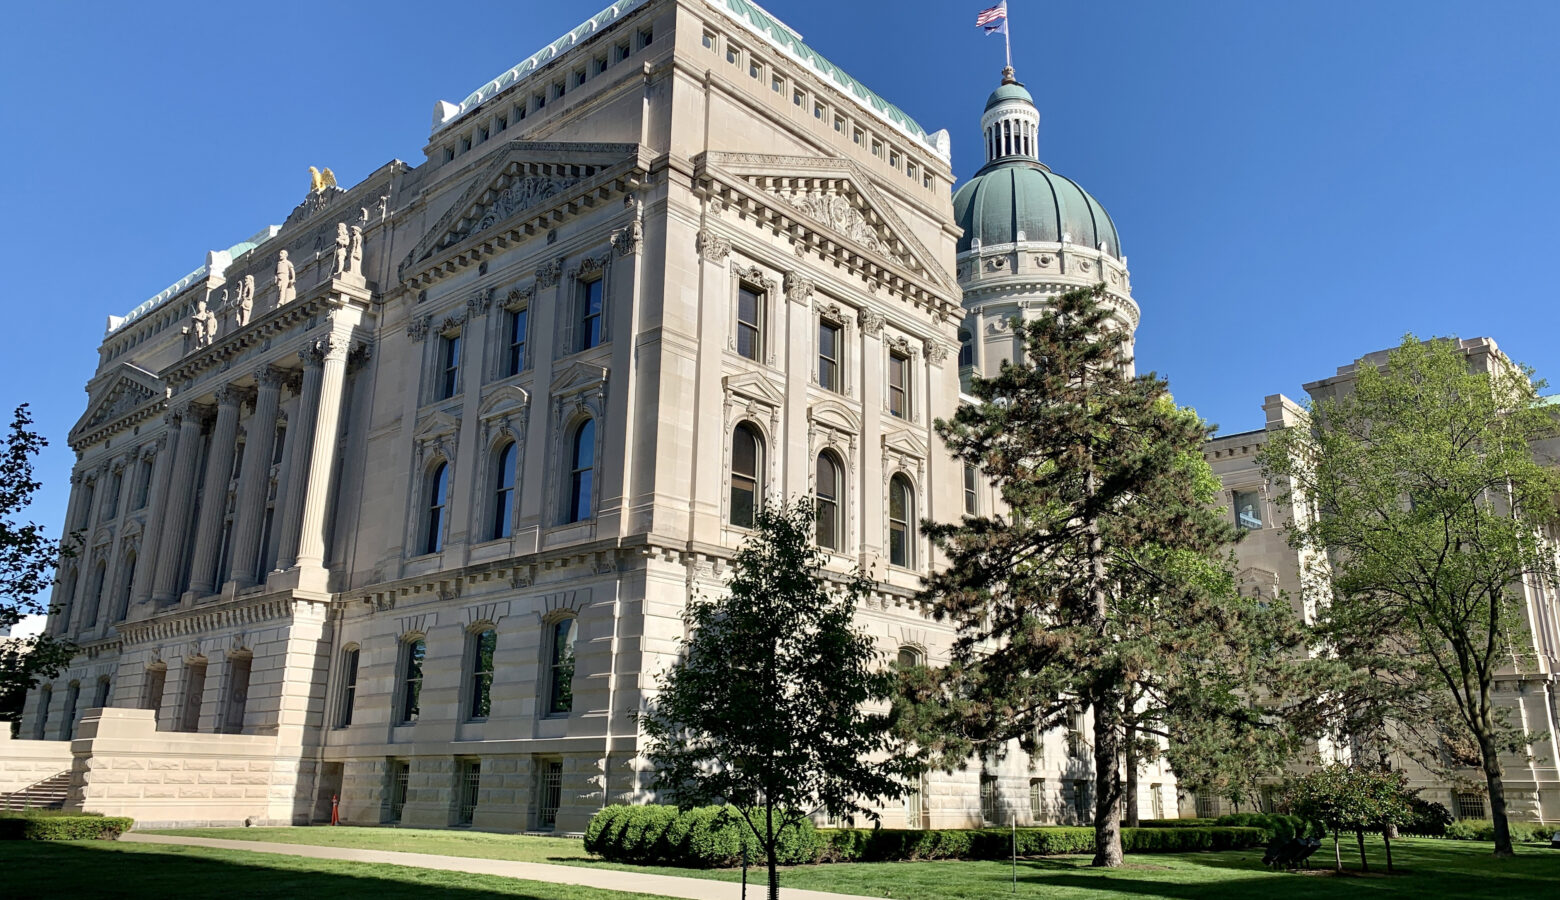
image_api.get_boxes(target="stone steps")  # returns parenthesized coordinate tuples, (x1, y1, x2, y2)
(0, 770, 71, 810)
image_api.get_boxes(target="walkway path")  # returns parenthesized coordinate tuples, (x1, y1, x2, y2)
(122, 833, 883, 900)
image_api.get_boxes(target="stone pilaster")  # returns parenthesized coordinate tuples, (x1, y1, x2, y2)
(294, 335, 350, 571)
(151, 405, 206, 605)
(227, 366, 285, 587)
(186, 387, 242, 597)
(273, 347, 326, 573)
(129, 429, 175, 610)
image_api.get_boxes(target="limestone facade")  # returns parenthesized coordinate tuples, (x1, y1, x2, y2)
(12, 0, 1161, 831)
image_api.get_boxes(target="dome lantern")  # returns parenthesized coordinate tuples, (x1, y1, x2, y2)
(980, 67, 1039, 164)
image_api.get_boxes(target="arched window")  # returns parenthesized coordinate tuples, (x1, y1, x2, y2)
(55, 566, 77, 635)
(896, 646, 924, 670)
(34, 685, 51, 739)
(730, 424, 762, 527)
(337, 647, 359, 728)
(84, 560, 107, 631)
(113, 550, 136, 623)
(958, 329, 975, 369)
(568, 419, 595, 523)
(62, 681, 81, 740)
(399, 638, 426, 724)
(468, 628, 497, 720)
(547, 617, 578, 715)
(424, 462, 448, 555)
(815, 452, 842, 551)
(888, 475, 914, 568)
(491, 442, 518, 540)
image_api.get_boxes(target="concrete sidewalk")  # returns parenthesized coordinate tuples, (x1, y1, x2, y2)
(121, 833, 884, 900)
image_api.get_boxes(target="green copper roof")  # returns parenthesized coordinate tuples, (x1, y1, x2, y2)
(985, 82, 1034, 111)
(953, 159, 1121, 258)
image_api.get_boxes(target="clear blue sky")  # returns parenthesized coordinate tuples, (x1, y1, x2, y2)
(3, 0, 1558, 541)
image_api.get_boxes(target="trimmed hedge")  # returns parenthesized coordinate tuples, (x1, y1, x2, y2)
(1138, 818, 1216, 828)
(821, 825, 1264, 862)
(1444, 819, 1553, 844)
(1214, 813, 1316, 841)
(0, 812, 133, 841)
(585, 804, 822, 867)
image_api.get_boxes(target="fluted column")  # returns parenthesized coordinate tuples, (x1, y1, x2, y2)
(187, 386, 242, 597)
(273, 346, 327, 571)
(130, 428, 176, 608)
(294, 336, 350, 570)
(152, 405, 206, 604)
(227, 367, 284, 586)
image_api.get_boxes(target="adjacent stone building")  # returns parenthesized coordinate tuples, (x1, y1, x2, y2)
(6, 0, 1179, 830)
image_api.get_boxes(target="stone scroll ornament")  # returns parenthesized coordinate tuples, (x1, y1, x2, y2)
(275, 250, 297, 305)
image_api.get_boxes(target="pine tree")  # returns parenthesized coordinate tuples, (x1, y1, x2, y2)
(1260, 336, 1560, 857)
(640, 499, 916, 899)
(910, 285, 1300, 865)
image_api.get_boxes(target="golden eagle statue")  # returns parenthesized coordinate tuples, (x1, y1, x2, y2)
(308, 166, 340, 192)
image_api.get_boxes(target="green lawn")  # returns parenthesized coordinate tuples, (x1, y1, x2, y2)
(0, 840, 680, 900)
(144, 826, 1560, 899)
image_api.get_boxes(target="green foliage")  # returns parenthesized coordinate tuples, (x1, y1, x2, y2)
(818, 825, 1264, 862)
(0, 812, 132, 840)
(638, 500, 915, 891)
(583, 805, 821, 867)
(1402, 796, 1455, 837)
(1214, 813, 1316, 841)
(0, 405, 76, 727)
(905, 285, 1307, 865)
(1444, 819, 1552, 843)
(1260, 336, 1560, 858)
(1137, 818, 1216, 827)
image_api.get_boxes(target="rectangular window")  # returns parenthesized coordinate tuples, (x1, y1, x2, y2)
(221, 654, 251, 734)
(104, 471, 122, 520)
(439, 332, 461, 399)
(1029, 778, 1045, 822)
(725, 46, 739, 66)
(389, 760, 410, 822)
(888, 351, 909, 418)
(818, 320, 841, 392)
(637, 26, 653, 48)
(496, 113, 507, 131)
(793, 89, 804, 107)
(1150, 783, 1164, 819)
(871, 139, 883, 158)
(736, 284, 763, 361)
(534, 92, 546, 110)
(980, 774, 999, 824)
(506, 307, 529, 375)
(576, 278, 603, 351)
(338, 648, 359, 728)
(924, 172, 933, 189)
(701, 31, 715, 50)
(458, 760, 481, 825)
(593, 55, 607, 76)
(614, 41, 630, 63)
(907, 162, 918, 180)
(573, 69, 586, 88)
(1195, 788, 1217, 819)
(538, 760, 564, 828)
(443, 147, 455, 163)
(553, 81, 565, 100)
(1455, 792, 1486, 820)
(180, 660, 206, 732)
(853, 127, 863, 145)
(814, 102, 825, 120)
(905, 777, 924, 827)
(1074, 780, 1093, 823)
(468, 630, 496, 719)
(459, 134, 471, 153)
(1233, 489, 1262, 530)
(134, 458, 153, 510)
(834, 115, 845, 133)
(963, 463, 978, 515)
(771, 74, 783, 93)
(477, 125, 489, 143)
(889, 149, 901, 169)
(517, 102, 527, 122)
(548, 619, 577, 715)
(749, 61, 762, 80)
(400, 640, 425, 723)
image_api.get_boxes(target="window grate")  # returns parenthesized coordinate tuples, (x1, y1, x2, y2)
(539, 761, 564, 828)
(1455, 792, 1486, 820)
(390, 761, 410, 822)
(458, 761, 481, 825)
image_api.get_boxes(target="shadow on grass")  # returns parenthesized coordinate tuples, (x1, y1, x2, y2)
(0, 841, 657, 900)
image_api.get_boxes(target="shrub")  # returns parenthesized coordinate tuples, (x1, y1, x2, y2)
(1401, 797, 1453, 837)
(1444, 819, 1552, 844)
(1138, 818, 1216, 828)
(1214, 813, 1313, 841)
(819, 825, 1263, 862)
(584, 805, 822, 867)
(1122, 826, 1265, 852)
(0, 813, 133, 841)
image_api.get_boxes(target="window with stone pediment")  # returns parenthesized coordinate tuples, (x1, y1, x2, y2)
(818, 318, 843, 392)
(736, 282, 764, 362)
(491, 441, 519, 540)
(888, 474, 915, 569)
(438, 330, 462, 400)
(506, 306, 529, 376)
(888, 350, 911, 419)
(575, 277, 603, 352)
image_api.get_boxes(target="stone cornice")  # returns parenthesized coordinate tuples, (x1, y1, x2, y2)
(159, 278, 373, 387)
(116, 592, 313, 646)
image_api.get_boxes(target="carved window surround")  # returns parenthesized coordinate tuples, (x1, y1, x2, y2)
(728, 261, 780, 367)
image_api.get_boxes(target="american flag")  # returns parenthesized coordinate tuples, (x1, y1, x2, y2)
(975, 2, 1008, 28)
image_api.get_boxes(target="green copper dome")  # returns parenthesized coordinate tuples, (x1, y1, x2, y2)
(953, 159, 1122, 258)
(985, 82, 1034, 111)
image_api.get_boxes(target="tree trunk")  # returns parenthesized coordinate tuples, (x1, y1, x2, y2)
(1476, 725, 1514, 857)
(1382, 831, 1393, 874)
(1091, 688, 1124, 867)
(1355, 829, 1367, 872)
(1124, 718, 1140, 828)
(1332, 826, 1341, 872)
(765, 805, 780, 900)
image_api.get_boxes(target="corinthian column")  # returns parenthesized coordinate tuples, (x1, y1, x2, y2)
(151, 405, 206, 605)
(273, 344, 327, 572)
(187, 386, 242, 597)
(130, 428, 175, 608)
(227, 367, 284, 587)
(293, 336, 350, 570)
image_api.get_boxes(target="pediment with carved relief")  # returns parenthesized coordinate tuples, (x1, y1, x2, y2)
(401, 140, 645, 283)
(70, 364, 165, 449)
(698, 152, 955, 294)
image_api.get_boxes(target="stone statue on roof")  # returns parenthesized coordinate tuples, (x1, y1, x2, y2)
(275, 250, 296, 306)
(235, 274, 256, 326)
(191, 297, 218, 349)
(333, 223, 350, 276)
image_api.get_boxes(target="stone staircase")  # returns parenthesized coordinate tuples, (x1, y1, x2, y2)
(0, 770, 71, 810)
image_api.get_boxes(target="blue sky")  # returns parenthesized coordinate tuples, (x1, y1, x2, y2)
(2, 0, 1558, 548)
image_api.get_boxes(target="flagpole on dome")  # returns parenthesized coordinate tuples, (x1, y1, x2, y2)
(1004, 1, 1012, 71)
(975, 2, 1013, 76)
